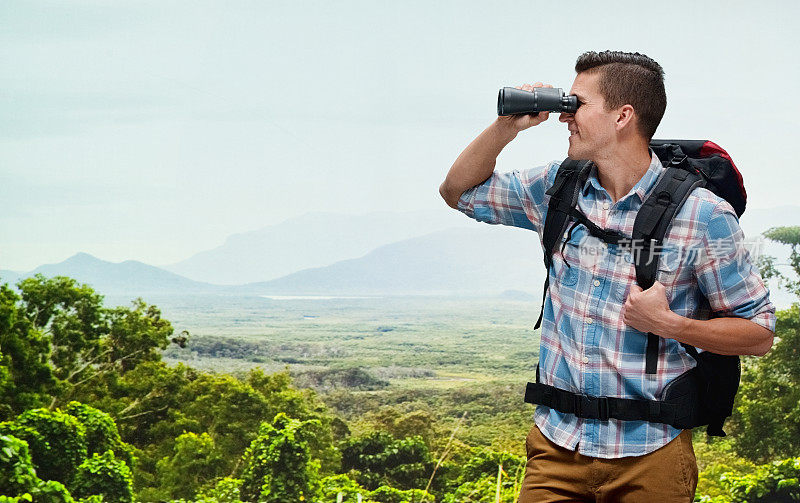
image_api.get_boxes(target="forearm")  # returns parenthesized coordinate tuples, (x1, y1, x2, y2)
(439, 120, 518, 208)
(659, 312, 774, 356)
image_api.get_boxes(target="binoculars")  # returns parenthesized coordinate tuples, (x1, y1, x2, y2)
(497, 87, 579, 116)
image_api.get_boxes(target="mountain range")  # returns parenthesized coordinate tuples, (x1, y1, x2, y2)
(163, 210, 471, 285)
(1, 207, 797, 307)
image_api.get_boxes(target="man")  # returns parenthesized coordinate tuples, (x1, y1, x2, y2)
(439, 51, 776, 502)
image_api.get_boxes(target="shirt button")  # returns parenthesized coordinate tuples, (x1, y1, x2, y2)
(602, 202, 610, 210)
(593, 279, 601, 287)
(586, 317, 593, 324)
(582, 356, 590, 364)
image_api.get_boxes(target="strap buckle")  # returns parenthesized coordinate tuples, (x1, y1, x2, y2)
(574, 394, 610, 421)
(670, 154, 688, 167)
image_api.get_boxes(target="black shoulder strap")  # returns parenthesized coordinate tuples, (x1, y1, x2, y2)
(534, 158, 593, 330)
(633, 155, 705, 374)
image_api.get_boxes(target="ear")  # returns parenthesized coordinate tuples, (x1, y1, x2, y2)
(615, 104, 636, 132)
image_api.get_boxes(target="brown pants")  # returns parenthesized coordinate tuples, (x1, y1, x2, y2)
(518, 424, 698, 503)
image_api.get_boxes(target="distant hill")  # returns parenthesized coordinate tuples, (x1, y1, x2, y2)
(165, 206, 800, 287)
(0, 206, 796, 306)
(164, 210, 471, 285)
(8, 253, 222, 296)
(235, 226, 545, 296)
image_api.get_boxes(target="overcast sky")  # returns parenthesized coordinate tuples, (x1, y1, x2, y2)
(1, 0, 798, 271)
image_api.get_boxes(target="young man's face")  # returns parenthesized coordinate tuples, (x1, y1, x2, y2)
(559, 70, 620, 161)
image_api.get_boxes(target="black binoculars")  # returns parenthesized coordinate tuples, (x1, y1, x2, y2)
(497, 87, 579, 116)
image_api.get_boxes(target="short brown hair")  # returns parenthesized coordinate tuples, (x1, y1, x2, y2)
(575, 50, 666, 140)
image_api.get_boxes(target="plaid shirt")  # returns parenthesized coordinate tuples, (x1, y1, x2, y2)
(456, 151, 776, 458)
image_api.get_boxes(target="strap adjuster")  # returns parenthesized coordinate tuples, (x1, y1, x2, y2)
(598, 397, 610, 421)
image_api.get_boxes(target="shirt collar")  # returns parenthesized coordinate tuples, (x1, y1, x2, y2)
(581, 149, 664, 204)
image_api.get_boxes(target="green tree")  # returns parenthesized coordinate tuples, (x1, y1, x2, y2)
(0, 434, 76, 503)
(731, 226, 800, 462)
(439, 449, 525, 503)
(156, 432, 226, 500)
(354, 407, 437, 449)
(731, 304, 800, 462)
(245, 368, 339, 471)
(0, 409, 87, 485)
(17, 276, 107, 400)
(0, 276, 180, 414)
(758, 226, 800, 298)
(104, 299, 173, 374)
(369, 486, 432, 503)
(195, 477, 244, 503)
(79, 362, 336, 500)
(63, 401, 135, 468)
(71, 450, 134, 503)
(717, 457, 800, 502)
(240, 413, 321, 503)
(319, 474, 368, 503)
(340, 432, 434, 491)
(0, 283, 55, 418)
(0, 434, 40, 495)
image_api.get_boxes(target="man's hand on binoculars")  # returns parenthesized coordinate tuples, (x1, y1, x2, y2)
(496, 82, 553, 132)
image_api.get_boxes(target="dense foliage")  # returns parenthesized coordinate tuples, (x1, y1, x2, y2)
(240, 413, 321, 502)
(0, 227, 797, 502)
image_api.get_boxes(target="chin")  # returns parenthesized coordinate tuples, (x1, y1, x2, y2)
(567, 145, 584, 160)
(567, 140, 592, 161)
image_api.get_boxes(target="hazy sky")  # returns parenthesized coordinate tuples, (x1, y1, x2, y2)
(2, 0, 798, 271)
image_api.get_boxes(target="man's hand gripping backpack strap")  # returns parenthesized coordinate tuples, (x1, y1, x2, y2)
(632, 152, 705, 374)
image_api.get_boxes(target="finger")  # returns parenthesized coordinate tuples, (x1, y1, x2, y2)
(543, 84, 553, 88)
(533, 81, 543, 88)
(522, 84, 535, 92)
(630, 284, 642, 294)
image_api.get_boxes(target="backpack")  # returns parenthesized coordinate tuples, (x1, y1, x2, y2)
(524, 140, 746, 436)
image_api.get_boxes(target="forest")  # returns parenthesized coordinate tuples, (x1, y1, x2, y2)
(1, 226, 800, 502)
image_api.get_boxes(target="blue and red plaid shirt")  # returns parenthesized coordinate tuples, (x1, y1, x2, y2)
(456, 151, 776, 458)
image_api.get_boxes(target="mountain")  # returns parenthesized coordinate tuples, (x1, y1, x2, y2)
(164, 210, 471, 285)
(17, 253, 222, 296)
(235, 226, 546, 296)
(232, 204, 800, 307)
(0, 270, 20, 285)
(0, 206, 796, 304)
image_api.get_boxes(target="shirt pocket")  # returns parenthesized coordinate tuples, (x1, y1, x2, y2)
(655, 244, 683, 301)
(656, 266, 680, 304)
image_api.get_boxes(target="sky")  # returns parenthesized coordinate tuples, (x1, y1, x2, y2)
(1, 0, 798, 271)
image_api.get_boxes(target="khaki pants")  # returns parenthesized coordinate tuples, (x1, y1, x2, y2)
(518, 424, 698, 503)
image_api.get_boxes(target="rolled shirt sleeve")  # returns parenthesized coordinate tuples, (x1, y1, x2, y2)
(693, 199, 776, 332)
(455, 162, 555, 233)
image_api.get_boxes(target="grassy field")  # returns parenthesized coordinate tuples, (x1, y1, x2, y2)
(145, 294, 541, 380)
(125, 293, 543, 453)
